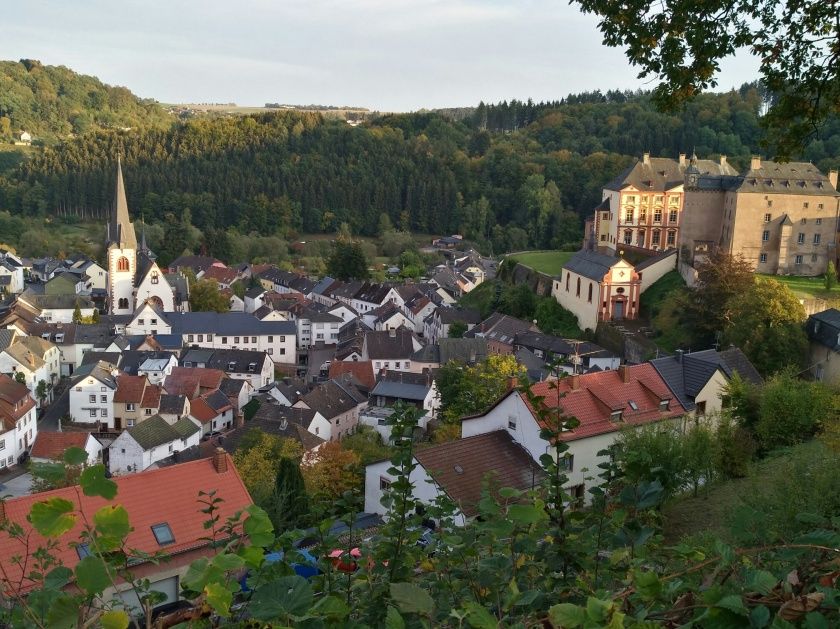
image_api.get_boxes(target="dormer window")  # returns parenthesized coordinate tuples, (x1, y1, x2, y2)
(228, 362, 236, 371)
(610, 410, 623, 422)
(659, 400, 670, 411)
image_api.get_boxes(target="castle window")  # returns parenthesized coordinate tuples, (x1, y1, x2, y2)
(667, 231, 676, 246)
(759, 253, 767, 263)
(653, 209, 662, 223)
(652, 231, 661, 245)
(623, 230, 632, 244)
(795, 255, 803, 264)
(762, 230, 769, 242)
(814, 234, 821, 245)
(117, 257, 130, 272)
(576, 277, 581, 297)
(816, 218, 822, 225)
(624, 209, 633, 223)
(801, 218, 807, 225)
(764, 213, 771, 222)
(798, 233, 805, 244)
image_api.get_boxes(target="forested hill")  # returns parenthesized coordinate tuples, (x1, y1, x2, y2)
(0, 59, 170, 143)
(2, 83, 839, 256)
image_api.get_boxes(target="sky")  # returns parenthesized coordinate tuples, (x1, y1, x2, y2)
(3, 0, 761, 112)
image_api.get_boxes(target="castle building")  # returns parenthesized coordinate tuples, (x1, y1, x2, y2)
(106, 159, 183, 314)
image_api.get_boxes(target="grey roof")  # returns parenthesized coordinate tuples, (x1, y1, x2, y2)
(20, 293, 95, 310)
(436, 307, 482, 325)
(466, 313, 535, 345)
(650, 347, 762, 410)
(807, 308, 840, 351)
(84, 362, 117, 389)
(299, 379, 366, 419)
(204, 349, 271, 373)
(364, 328, 419, 359)
(605, 155, 738, 192)
(118, 351, 174, 376)
(563, 250, 619, 281)
(169, 312, 296, 336)
(371, 378, 431, 402)
(734, 161, 838, 196)
(169, 255, 221, 272)
(514, 347, 551, 382)
(222, 407, 324, 452)
(0, 330, 16, 352)
(438, 338, 488, 365)
(180, 348, 216, 366)
(74, 324, 115, 346)
(165, 273, 189, 302)
(245, 286, 266, 299)
(80, 351, 122, 368)
(125, 414, 193, 450)
(219, 377, 248, 397)
(204, 389, 233, 412)
(106, 158, 137, 249)
(411, 344, 440, 363)
(158, 393, 187, 415)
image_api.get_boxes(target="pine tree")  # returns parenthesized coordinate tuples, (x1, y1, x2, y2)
(272, 457, 309, 529)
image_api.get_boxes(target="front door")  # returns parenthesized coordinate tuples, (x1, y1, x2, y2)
(114, 417, 122, 431)
(613, 300, 624, 320)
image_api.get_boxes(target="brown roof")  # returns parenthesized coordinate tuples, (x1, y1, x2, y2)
(328, 360, 376, 390)
(114, 375, 148, 403)
(30, 431, 91, 461)
(0, 374, 35, 426)
(188, 397, 219, 424)
(414, 431, 544, 517)
(165, 367, 225, 398)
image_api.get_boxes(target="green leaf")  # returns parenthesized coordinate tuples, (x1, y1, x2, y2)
(746, 570, 777, 595)
(462, 602, 497, 629)
(45, 593, 79, 629)
(633, 570, 662, 601)
(250, 576, 313, 620)
(385, 606, 406, 629)
(79, 465, 117, 499)
(585, 597, 612, 623)
(793, 529, 840, 547)
(205, 582, 233, 617)
(211, 552, 245, 572)
(390, 582, 434, 615)
(238, 545, 265, 569)
(94, 504, 131, 543)
(74, 556, 110, 596)
(100, 610, 130, 629)
(507, 504, 547, 524)
(243, 504, 274, 548)
(715, 594, 748, 616)
(29, 498, 76, 537)
(43, 566, 72, 590)
(549, 603, 586, 628)
(803, 612, 829, 629)
(313, 595, 350, 620)
(62, 446, 87, 466)
(750, 605, 770, 628)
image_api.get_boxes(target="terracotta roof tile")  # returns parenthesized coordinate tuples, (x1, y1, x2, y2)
(0, 454, 252, 593)
(114, 375, 148, 403)
(30, 432, 90, 461)
(328, 361, 376, 390)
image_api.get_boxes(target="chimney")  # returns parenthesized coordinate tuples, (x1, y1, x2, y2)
(675, 349, 684, 363)
(569, 374, 580, 390)
(829, 169, 838, 190)
(212, 447, 228, 473)
(720, 155, 727, 168)
(506, 375, 519, 391)
(750, 155, 761, 170)
(617, 364, 630, 383)
(642, 152, 650, 165)
(678, 153, 686, 167)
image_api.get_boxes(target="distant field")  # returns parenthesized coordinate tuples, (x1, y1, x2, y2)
(758, 273, 838, 299)
(509, 250, 574, 276)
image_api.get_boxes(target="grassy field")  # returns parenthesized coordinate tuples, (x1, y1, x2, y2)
(640, 270, 686, 318)
(509, 250, 574, 276)
(663, 440, 823, 543)
(758, 273, 840, 299)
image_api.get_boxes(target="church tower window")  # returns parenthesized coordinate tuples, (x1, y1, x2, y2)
(117, 257, 130, 272)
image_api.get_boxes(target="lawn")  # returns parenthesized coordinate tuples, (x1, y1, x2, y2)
(510, 250, 574, 276)
(758, 273, 838, 299)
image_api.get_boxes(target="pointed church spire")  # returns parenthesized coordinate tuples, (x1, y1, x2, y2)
(108, 156, 137, 249)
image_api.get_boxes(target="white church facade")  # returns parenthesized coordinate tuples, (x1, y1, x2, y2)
(106, 159, 187, 315)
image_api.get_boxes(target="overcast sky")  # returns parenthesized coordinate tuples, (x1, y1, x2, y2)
(4, 0, 760, 111)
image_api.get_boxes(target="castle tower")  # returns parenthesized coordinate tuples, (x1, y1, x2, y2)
(106, 157, 137, 315)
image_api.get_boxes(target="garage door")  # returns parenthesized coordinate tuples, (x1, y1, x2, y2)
(118, 575, 179, 616)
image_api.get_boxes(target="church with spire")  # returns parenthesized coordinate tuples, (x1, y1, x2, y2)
(106, 158, 182, 314)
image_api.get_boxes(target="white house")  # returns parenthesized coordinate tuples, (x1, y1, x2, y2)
(293, 378, 367, 441)
(31, 431, 102, 466)
(0, 336, 61, 407)
(109, 415, 201, 474)
(0, 374, 38, 467)
(204, 349, 274, 389)
(138, 355, 178, 384)
(296, 310, 343, 350)
(361, 328, 424, 373)
(188, 390, 234, 437)
(68, 362, 118, 427)
(0, 251, 25, 295)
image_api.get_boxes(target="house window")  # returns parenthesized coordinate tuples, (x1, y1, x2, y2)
(812, 254, 818, 262)
(100, 395, 107, 403)
(669, 210, 678, 223)
(138, 319, 145, 325)
(610, 410, 622, 422)
(667, 231, 676, 246)
(795, 255, 803, 264)
(508, 415, 517, 430)
(187, 334, 194, 343)
(379, 477, 391, 491)
(151, 523, 175, 546)
(696, 401, 706, 416)
(127, 419, 134, 427)
(762, 230, 769, 242)
(89, 394, 96, 403)
(659, 400, 670, 411)
(0, 440, 5, 451)
(89, 409, 97, 418)
(764, 213, 771, 222)
(570, 484, 585, 509)
(221, 337, 227, 344)
(126, 402, 135, 411)
(280, 336, 286, 342)
(797, 233, 805, 244)
(759, 253, 767, 263)
(145, 408, 152, 415)
(653, 209, 662, 223)
(624, 209, 633, 223)
(267, 349, 273, 355)
(560, 454, 574, 472)
(267, 336, 273, 342)
(814, 234, 821, 244)
(280, 348, 285, 355)
(100, 409, 108, 417)
(234, 337, 240, 344)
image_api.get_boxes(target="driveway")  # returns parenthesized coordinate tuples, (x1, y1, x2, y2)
(0, 472, 34, 498)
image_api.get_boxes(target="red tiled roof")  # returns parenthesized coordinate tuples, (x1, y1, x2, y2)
(328, 360, 376, 390)
(30, 432, 90, 461)
(141, 383, 162, 409)
(0, 374, 35, 425)
(523, 364, 686, 441)
(188, 397, 218, 424)
(0, 454, 252, 593)
(114, 374, 148, 403)
(203, 266, 238, 285)
(166, 368, 225, 398)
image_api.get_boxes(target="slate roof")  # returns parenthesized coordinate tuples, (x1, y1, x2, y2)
(467, 313, 535, 345)
(371, 373, 432, 401)
(219, 377, 249, 398)
(0, 329, 16, 352)
(436, 307, 482, 325)
(562, 250, 619, 282)
(806, 308, 840, 351)
(127, 414, 196, 450)
(299, 379, 366, 419)
(159, 393, 187, 415)
(0, 454, 251, 593)
(604, 155, 738, 192)
(223, 406, 324, 452)
(169, 255, 222, 273)
(118, 351, 174, 376)
(364, 328, 419, 360)
(413, 430, 545, 517)
(438, 338, 488, 365)
(204, 349, 271, 373)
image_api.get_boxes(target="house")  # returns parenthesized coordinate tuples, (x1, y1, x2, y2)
(112, 374, 163, 430)
(186, 348, 274, 389)
(805, 308, 840, 384)
(137, 355, 178, 384)
(327, 302, 360, 324)
(169, 255, 223, 277)
(17, 292, 96, 323)
(30, 431, 102, 465)
(0, 336, 61, 406)
(27, 322, 115, 377)
(368, 371, 438, 434)
(460, 365, 687, 502)
(0, 450, 253, 615)
(553, 248, 677, 333)
(293, 378, 368, 441)
(188, 390, 235, 437)
(158, 393, 189, 424)
(328, 361, 376, 391)
(66, 258, 108, 294)
(403, 295, 437, 335)
(224, 404, 326, 453)
(466, 313, 537, 354)
(365, 302, 413, 333)
(0, 374, 38, 467)
(513, 332, 619, 373)
(296, 309, 343, 350)
(364, 430, 544, 526)
(109, 415, 201, 474)
(361, 327, 424, 372)
(15, 131, 31, 146)
(423, 307, 482, 344)
(0, 251, 25, 295)
(433, 235, 463, 249)
(651, 347, 762, 416)
(45, 272, 84, 296)
(201, 265, 239, 289)
(409, 337, 489, 372)
(244, 286, 267, 313)
(219, 377, 252, 419)
(68, 361, 118, 427)
(350, 283, 405, 315)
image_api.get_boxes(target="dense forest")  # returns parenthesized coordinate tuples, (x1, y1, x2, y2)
(1, 68, 839, 259)
(0, 59, 170, 143)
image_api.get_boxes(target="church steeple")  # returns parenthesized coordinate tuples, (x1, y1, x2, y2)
(107, 156, 137, 249)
